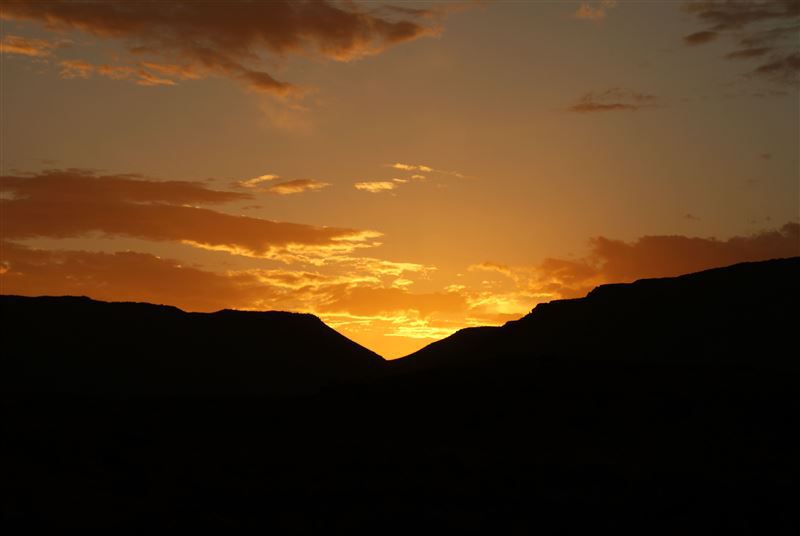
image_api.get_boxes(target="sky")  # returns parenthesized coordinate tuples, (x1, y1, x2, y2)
(1, 0, 798, 358)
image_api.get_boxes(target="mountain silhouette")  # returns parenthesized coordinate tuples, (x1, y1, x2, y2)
(0, 295, 383, 395)
(2, 258, 799, 531)
(391, 256, 799, 374)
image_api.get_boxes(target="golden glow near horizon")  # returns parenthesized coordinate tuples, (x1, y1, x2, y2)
(1, 1, 798, 358)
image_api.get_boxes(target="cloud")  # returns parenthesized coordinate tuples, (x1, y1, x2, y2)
(59, 59, 93, 79)
(0, 241, 263, 313)
(574, 0, 618, 21)
(235, 174, 329, 195)
(726, 47, 773, 59)
(389, 162, 465, 178)
(354, 164, 467, 195)
(2, 0, 440, 96)
(262, 179, 330, 195)
(684, 0, 799, 31)
(354, 181, 398, 193)
(391, 163, 434, 172)
(317, 286, 467, 318)
(682, 0, 800, 86)
(489, 223, 800, 300)
(3, 218, 795, 359)
(139, 61, 203, 80)
(568, 88, 659, 113)
(469, 262, 515, 278)
(0, 237, 455, 356)
(96, 64, 136, 80)
(59, 59, 179, 86)
(135, 69, 177, 87)
(0, 169, 378, 262)
(0, 34, 57, 57)
(239, 174, 280, 188)
(750, 51, 800, 84)
(739, 24, 800, 47)
(684, 30, 718, 45)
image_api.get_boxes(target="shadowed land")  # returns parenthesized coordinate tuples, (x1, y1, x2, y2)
(2, 258, 799, 531)
(0, 296, 382, 396)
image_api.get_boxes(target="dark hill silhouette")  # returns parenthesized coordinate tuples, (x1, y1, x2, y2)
(2, 258, 799, 531)
(391, 257, 799, 373)
(0, 295, 383, 395)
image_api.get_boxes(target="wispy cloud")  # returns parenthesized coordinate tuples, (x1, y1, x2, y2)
(574, 0, 617, 21)
(357, 162, 469, 194)
(59, 59, 93, 79)
(0, 35, 58, 57)
(568, 88, 659, 113)
(59, 59, 177, 86)
(390, 163, 434, 172)
(682, 0, 800, 86)
(263, 179, 330, 195)
(238, 174, 281, 188)
(684, 30, 718, 45)
(354, 181, 398, 193)
(389, 162, 465, 178)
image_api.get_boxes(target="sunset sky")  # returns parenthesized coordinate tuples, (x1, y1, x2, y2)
(1, 0, 798, 357)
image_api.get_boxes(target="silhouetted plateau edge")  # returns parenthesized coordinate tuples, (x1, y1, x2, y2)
(391, 256, 800, 374)
(0, 295, 383, 395)
(3, 258, 800, 530)
(3, 257, 799, 396)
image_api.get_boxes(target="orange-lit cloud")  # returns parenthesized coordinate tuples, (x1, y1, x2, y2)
(234, 173, 329, 195)
(96, 64, 136, 80)
(0, 240, 454, 353)
(139, 61, 203, 80)
(135, 69, 177, 87)
(389, 163, 465, 179)
(354, 181, 397, 193)
(0, 169, 377, 262)
(59, 59, 93, 79)
(574, 0, 617, 21)
(2, 0, 440, 96)
(238, 174, 281, 188)
(2, 221, 797, 358)
(59, 59, 178, 86)
(469, 261, 515, 278)
(0, 34, 57, 57)
(391, 163, 434, 172)
(479, 222, 800, 300)
(363, 163, 468, 195)
(569, 88, 659, 113)
(318, 286, 467, 318)
(263, 179, 330, 195)
(0, 241, 261, 313)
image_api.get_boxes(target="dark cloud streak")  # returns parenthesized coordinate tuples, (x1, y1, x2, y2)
(568, 88, 658, 113)
(682, 1, 800, 86)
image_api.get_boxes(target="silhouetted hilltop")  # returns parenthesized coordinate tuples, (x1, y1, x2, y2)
(0, 295, 383, 395)
(3, 259, 800, 531)
(391, 257, 800, 374)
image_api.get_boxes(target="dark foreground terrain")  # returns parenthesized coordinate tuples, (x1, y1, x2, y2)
(2, 258, 799, 532)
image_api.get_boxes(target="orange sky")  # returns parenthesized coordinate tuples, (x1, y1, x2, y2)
(1, 1, 798, 357)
